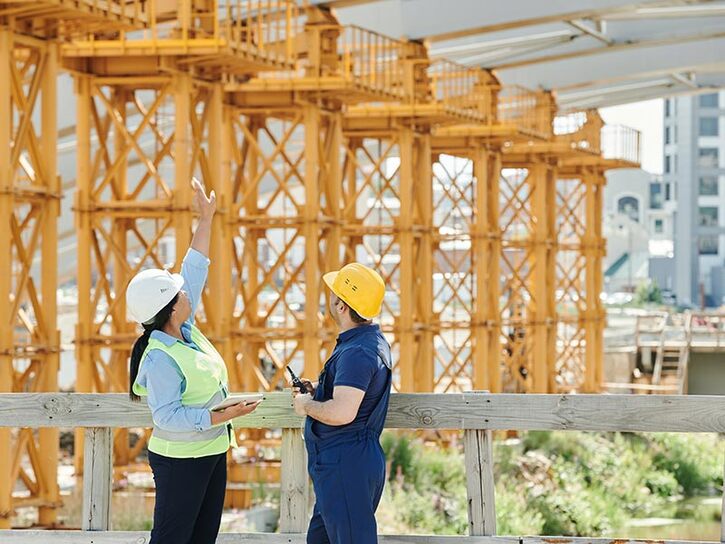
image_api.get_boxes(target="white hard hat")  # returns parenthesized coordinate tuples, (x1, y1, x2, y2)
(126, 268, 185, 324)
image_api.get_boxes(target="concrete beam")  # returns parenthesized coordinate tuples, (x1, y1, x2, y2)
(495, 37, 725, 90)
(327, 0, 671, 41)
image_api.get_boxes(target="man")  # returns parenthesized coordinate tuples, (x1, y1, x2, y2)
(293, 262, 392, 544)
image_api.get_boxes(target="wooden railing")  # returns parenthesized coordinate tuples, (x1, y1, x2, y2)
(1, 392, 725, 543)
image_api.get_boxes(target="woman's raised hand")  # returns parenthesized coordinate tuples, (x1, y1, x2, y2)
(192, 177, 216, 221)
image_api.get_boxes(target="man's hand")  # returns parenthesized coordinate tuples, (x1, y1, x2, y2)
(299, 379, 316, 395)
(292, 379, 316, 395)
(192, 177, 216, 221)
(293, 393, 313, 416)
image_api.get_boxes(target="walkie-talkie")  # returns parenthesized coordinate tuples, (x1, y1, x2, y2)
(287, 366, 312, 394)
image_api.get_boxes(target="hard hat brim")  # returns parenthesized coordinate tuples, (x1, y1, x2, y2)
(322, 271, 338, 293)
(170, 273, 185, 294)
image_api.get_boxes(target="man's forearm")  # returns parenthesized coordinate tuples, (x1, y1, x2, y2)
(191, 216, 213, 257)
(304, 399, 352, 426)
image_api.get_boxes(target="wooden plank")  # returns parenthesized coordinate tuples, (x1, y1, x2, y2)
(603, 382, 678, 392)
(0, 391, 301, 429)
(463, 429, 496, 536)
(279, 428, 309, 533)
(81, 427, 112, 530)
(4, 392, 725, 432)
(0, 531, 713, 544)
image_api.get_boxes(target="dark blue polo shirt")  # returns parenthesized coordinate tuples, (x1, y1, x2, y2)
(306, 323, 392, 442)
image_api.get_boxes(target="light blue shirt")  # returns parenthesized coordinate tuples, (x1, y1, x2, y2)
(134, 248, 220, 433)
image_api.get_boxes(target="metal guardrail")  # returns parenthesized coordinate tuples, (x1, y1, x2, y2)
(497, 85, 543, 135)
(339, 25, 406, 98)
(553, 112, 641, 164)
(1, 392, 724, 543)
(601, 124, 641, 164)
(428, 59, 493, 121)
(65, 0, 299, 68)
(2, 0, 148, 32)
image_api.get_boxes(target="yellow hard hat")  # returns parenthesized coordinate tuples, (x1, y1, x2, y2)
(323, 263, 385, 320)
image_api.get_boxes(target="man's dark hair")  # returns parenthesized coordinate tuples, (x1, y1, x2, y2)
(342, 301, 370, 324)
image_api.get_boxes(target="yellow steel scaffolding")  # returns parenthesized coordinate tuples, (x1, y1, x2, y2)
(0, 2, 641, 525)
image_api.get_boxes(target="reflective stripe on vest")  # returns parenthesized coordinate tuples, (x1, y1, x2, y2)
(151, 389, 227, 443)
(132, 324, 232, 457)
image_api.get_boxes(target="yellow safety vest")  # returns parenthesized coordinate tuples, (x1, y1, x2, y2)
(133, 324, 236, 458)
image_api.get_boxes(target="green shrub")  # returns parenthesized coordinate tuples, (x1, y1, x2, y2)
(649, 433, 724, 496)
(377, 431, 723, 536)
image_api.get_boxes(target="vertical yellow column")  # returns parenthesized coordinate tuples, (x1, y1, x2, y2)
(0, 29, 14, 530)
(174, 75, 193, 265)
(342, 138, 360, 265)
(207, 85, 237, 387)
(583, 171, 597, 392)
(323, 111, 342, 317)
(38, 42, 59, 525)
(530, 162, 555, 393)
(415, 134, 433, 392)
(112, 88, 129, 467)
(74, 75, 93, 475)
(397, 127, 415, 392)
(472, 147, 502, 392)
(593, 171, 605, 389)
(488, 153, 503, 392)
(303, 104, 322, 377)
(582, 170, 605, 393)
(472, 147, 490, 391)
(240, 116, 260, 391)
(545, 163, 558, 391)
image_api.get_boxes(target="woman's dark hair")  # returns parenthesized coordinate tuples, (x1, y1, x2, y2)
(129, 293, 179, 401)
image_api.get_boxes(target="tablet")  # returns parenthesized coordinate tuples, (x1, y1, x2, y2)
(211, 394, 264, 412)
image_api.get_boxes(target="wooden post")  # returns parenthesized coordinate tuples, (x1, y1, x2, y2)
(721, 454, 725, 543)
(463, 392, 496, 536)
(82, 427, 113, 531)
(279, 428, 309, 533)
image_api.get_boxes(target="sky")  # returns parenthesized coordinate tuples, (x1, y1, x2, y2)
(600, 99, 664, 175)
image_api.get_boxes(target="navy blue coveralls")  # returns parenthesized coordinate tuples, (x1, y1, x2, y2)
(304, 323, 393, 544)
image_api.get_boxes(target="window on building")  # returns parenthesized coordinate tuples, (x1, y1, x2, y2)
(699, 176, 719, 196)
(617, 196, 639, 222)
(664, 155, 671, 173)
(699, 235, 719, 255)
(665, 126, 671, 144)
(699, 148, 719, 168)
(665, 182, 671, 201)
(665, 99, 671, 117)
(650, 182, 663, 209)
(699, 93, 719, 108)
(699, 206, 719, 227)
(699, 117, 719, 137)
(654, 219, 664, 233)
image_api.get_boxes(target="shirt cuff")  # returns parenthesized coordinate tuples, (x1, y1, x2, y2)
(195, 408, 212, 431)
(184, 248, 211, 269)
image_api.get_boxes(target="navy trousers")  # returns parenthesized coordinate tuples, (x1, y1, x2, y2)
(148, 450, 227, 544)
(307, 435, 386, 544)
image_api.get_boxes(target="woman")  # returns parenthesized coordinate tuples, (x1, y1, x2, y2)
(127, 179, 259, 544)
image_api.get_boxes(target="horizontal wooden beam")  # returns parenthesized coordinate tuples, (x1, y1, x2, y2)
(3, 392, 725, 433)
(0, 530, 713, 544)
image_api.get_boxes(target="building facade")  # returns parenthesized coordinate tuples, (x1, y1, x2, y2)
(665, 91, 725, 306)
